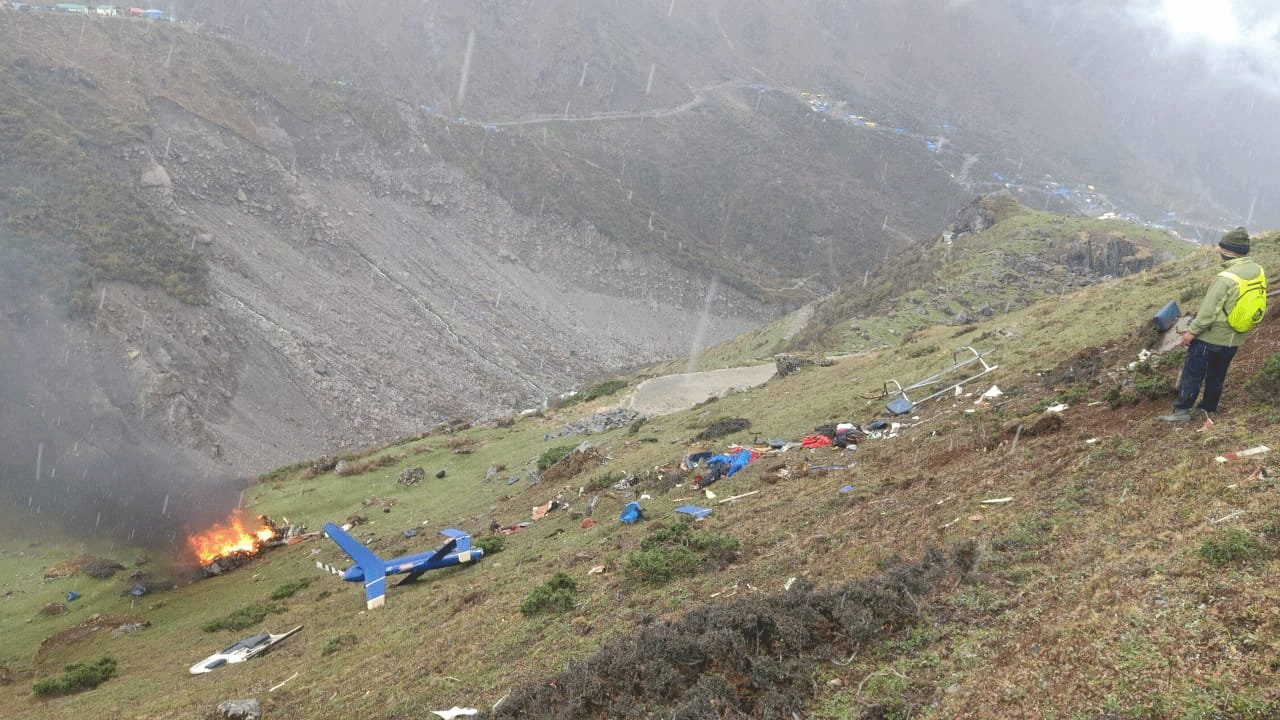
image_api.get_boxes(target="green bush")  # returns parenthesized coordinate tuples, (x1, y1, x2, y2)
(270, 578, 313, 600)
(201, 602, 287, 632)
(626, 524, 741, 585)
(625, 546, 703, 585)
(1198, 528, 1269, 568)
(33, 656, 117, 697)
(537, 445, 576, 471)
(474, 535, 506, 555)
(520, 572, 578, 617)
(1245, 353, 1280, 406)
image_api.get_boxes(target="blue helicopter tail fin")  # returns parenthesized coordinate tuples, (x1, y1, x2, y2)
(440, 528, 471, 552)
(323, 523, 388, 610)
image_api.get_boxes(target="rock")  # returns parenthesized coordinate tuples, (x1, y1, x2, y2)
(139, 164, 171, 189)
(398, 466, 425, 485)
(212, 698, 261, 720)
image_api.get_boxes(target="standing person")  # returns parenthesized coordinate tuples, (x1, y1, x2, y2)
(1161, 227, 1267, 422)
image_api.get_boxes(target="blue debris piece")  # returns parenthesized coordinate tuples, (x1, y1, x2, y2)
(620, 501, 644, 524)
(403, 529, 418, 538)
(839, 485, 855, 494)
(674, 505, 712, 520)
(66, 590, 81, 602)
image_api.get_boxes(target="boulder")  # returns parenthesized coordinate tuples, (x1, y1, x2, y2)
(211, 698, 261, 720)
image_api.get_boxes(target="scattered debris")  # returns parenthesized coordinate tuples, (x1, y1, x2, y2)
(620, 501, 644, 524)
(431, 708, 478, 720)
(882, 346, 998, 415)
(1215, 446, 1270, 463)
(1211, 510, 1246, 524)
(269, 672, 299, 692)
(717, 490, 760, 504)
(980, 497, 1013, 504)
(190, 625, 304, 674)
(675, 505, 712, 520)
(531, 499, 565, 521)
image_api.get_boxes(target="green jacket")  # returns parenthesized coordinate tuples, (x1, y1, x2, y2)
(1188, 255, 1265, 348)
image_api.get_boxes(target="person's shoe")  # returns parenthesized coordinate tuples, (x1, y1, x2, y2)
(1160, 409, 1192, 422)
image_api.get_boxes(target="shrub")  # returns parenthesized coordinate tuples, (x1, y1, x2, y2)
(626, 524, 741, 585)
(201, 602, 287, 632)
(474, 535, 506, 555)
(521, 572, 578, 617)
(1245, 353, 1280, 406)
(537, 445, 576, 471)
(695, 417, 751, 441)
(1198, 528, 1269, 568)
(625, 546, 702, 585)
(33, 656, 117, 697)
(270, 578, 313, 600)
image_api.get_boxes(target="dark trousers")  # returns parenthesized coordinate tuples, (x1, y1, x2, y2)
(1174, 339, 1238, 413)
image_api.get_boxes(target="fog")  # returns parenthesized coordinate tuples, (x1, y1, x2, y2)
(0, 272, 242, 550)
(972, 0, 1280, 225)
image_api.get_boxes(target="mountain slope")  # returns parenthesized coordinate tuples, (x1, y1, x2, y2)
(0, 13, 776, 489)
(1, 217, 1277, 719)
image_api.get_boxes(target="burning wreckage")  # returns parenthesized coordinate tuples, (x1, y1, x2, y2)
(186, 510, 305, 576)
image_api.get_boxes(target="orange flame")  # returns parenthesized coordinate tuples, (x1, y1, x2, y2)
(186, 509, 275, 565)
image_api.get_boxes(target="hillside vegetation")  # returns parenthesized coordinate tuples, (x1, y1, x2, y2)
(2, 210, 1278, 719)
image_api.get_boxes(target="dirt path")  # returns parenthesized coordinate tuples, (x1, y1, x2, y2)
(626, 363, 776, 416)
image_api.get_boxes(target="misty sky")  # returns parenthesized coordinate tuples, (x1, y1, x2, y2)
(984, 0, 1280, 226)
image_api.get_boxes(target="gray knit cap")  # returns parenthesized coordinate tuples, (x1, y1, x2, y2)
(1219, 227, 1250, 256)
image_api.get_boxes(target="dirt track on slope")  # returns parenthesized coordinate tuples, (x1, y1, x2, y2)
(625, 364, 777, 416)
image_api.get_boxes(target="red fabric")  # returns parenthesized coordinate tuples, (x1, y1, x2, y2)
(800, 434, 832, 448)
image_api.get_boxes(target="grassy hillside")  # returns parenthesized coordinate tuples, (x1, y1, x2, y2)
(1, 215, 1277, 718)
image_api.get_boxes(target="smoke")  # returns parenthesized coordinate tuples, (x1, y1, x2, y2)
(0, 264, 243, 551)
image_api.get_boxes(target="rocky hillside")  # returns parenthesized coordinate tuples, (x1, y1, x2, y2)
(0, 13, 776, 491)
(0, 3, 1232, 521)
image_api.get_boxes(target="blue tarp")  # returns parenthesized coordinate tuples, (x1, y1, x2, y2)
(674, 505, 712, 520)
(706, 448, 753, 477)
(620, 501, 643, 524)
